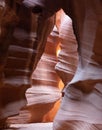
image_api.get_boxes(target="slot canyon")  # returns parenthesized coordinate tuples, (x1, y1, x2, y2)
(0, 0, 102, 130)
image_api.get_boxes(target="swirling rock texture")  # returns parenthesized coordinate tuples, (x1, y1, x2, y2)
(0, 0, 102, 130)
(0, 0, 55, 127)
(22, 0, 102, 130)
(54, 1, 102, 129)
(55, 11, 78, 86)
(26, 26, 61, 123)
(8, 26, 62, 124)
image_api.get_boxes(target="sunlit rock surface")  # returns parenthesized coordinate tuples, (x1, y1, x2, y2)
(11, 122, 53, 130)
(25, 26, 62, 123)
(8, 27, 62, 123)
(55, 11, 78, 86)
(0, 0, 102, 129)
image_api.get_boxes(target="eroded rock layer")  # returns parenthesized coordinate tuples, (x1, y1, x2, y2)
(25, 26, 61, 123)
(55, 11, 78, 86)
(0, 0, 55, 123)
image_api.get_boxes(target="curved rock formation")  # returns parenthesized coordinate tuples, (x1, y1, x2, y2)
(22, 0, 102, 129)
(0, 0, 55, 127)
(55, 11, 78, 86)
(25, 26, 61, 123)
(0, 0, 102, 129)
(7, 26, 62, 124)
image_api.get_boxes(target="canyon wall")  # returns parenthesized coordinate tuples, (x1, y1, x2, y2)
(0, 1, 102, 130)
